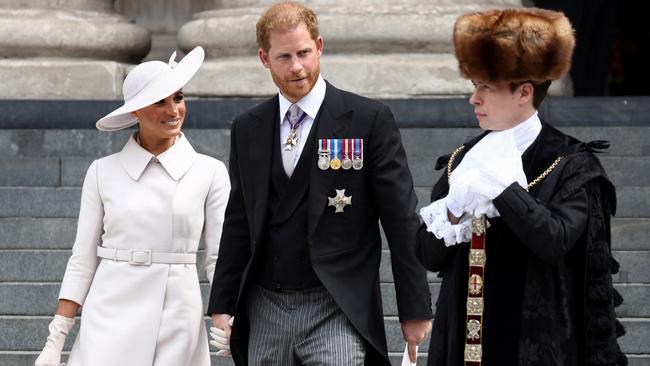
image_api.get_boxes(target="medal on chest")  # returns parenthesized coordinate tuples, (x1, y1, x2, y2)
(341, 138, 353, 170)
(327, 189, 352, 213)
(330, 138, 341, 170)
(318, 139, 331, 170)
(352, 138, 364, 170)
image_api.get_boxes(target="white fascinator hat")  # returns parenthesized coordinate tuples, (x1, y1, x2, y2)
(96, 46, 205, 131)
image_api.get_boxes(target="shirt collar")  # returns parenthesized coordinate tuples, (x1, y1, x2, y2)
(508, 111, 542, 154)
(119, 132, 197, 181)
(278, 74, 326, 124)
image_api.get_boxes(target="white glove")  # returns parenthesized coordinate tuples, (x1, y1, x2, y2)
(210, 316, 234, 356)
(445, 172, 475, 217)
(448, 168, 504, 218)
(35, 315, 75, 366)
(458, 129, 528, 200)
(448, 169, 499, 218)
(447, 128, 527, 211)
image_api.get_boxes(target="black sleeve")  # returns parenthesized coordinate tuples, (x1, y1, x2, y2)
(366, 105, 432, 321)
(207, 118, 253, 315)
(493, 182, 589, 264)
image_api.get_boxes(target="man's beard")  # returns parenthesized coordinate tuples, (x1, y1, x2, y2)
(272, 63, 320, 102)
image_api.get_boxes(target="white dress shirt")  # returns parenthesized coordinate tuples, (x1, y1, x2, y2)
(278, 74, 326, 168)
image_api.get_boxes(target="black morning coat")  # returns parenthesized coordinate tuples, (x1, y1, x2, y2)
(207, 82, 433, 365)
(418, 122, 627, 366)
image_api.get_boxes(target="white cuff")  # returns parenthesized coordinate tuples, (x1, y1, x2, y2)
(420, 198, 472, 247)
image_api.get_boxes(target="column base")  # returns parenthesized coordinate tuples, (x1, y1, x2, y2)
(184, 54, 572, 98)
(0, 60, 129, 100)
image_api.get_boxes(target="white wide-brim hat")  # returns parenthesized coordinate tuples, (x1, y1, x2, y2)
(96, 46, 205, 131)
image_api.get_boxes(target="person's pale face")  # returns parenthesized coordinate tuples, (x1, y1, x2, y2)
(133, 90, 185, 141)
(469, 80, 534, 131)
(258, 22, 323, 103)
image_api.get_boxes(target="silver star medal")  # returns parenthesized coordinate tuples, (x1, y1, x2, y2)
(284, 130, 298, 151)
(328, 189, 352, 213)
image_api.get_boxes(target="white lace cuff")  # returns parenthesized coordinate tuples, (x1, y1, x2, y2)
(419, 197, 472, 247)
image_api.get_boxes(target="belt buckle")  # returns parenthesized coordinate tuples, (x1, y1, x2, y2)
(129, 249, 152, 266)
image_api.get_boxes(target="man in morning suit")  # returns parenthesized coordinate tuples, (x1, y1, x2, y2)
(207, 2, 432, 365)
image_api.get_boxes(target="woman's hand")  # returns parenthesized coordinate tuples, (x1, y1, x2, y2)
(34, 315, 75, 366)
(210, 314, 234, 356)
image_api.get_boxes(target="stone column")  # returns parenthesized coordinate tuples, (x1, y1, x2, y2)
(0, 0, 151, 99)
(178, 0, 570, 99)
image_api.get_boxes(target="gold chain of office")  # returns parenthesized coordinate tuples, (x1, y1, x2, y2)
(446, 145, 564, 190)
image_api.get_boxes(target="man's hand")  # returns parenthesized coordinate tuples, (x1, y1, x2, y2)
(210, 314, 233, 356)
(401, 319, 432, 363)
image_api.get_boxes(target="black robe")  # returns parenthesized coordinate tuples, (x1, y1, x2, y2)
(418, 122, 627, 366)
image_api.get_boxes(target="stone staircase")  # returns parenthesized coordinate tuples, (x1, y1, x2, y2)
(1, 98, 649, 366)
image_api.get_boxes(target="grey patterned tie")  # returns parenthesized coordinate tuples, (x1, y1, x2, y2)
(282, 104, 303, 177)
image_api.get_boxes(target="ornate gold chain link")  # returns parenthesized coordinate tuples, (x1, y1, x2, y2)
(446, 145, 564, 190)
(447, 145, 466, 184)
(526, 156, 564, 190)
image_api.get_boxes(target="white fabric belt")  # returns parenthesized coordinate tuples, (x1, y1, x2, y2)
(97, 246, 196, 266)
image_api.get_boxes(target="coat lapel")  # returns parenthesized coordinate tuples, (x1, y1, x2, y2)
(247, 97, 277, 241)
(308, 83, 352, 236)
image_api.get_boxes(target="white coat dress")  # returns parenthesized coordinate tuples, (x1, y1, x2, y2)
(58, 133, 230, 366)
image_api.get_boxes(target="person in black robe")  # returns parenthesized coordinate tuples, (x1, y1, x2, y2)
(417, 8, 627, 366)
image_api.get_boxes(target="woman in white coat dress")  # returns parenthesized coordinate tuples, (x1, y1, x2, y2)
(34, 46, 230, 366)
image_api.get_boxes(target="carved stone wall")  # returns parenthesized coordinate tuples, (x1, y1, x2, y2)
(177, 0, 572, 98)
(0, 0, 150, 99)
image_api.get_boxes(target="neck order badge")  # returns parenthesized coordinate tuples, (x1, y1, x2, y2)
(284, 106, 308, 151)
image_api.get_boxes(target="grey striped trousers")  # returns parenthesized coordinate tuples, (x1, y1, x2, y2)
(246, 285, 366, 366)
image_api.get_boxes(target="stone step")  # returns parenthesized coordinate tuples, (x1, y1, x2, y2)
(1, 186, 649, 218)
(0, 248, 647, 287)
(0, 130, 230, 159)
(3, 281, 648, 318)
(2, 217, 647, 251)
(0, 127, 648, 160)
(0, 158, 60, 187)
(0, 188, 81, 218)
(0, 218, 77, 249)
(1, 316, 647, 355)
